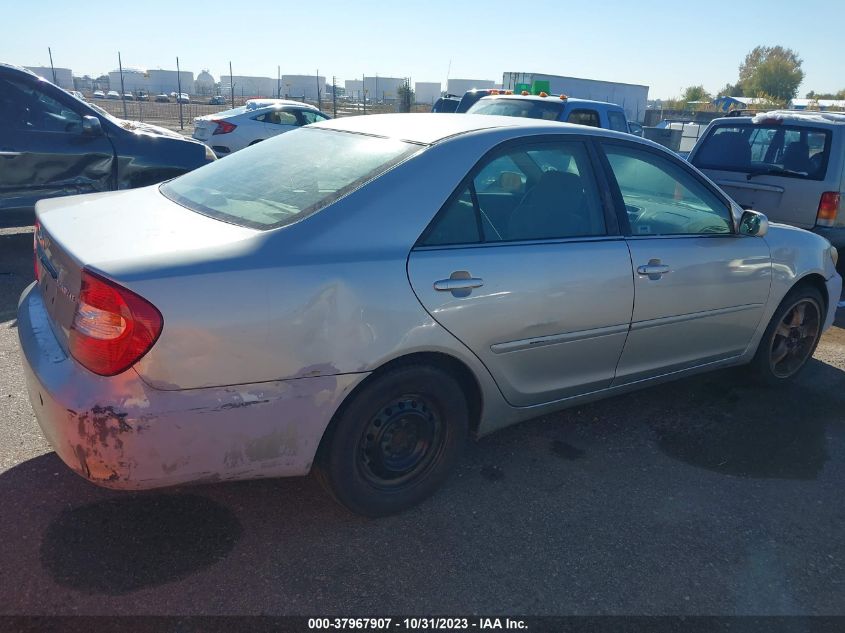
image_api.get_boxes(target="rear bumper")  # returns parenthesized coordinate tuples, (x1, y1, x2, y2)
(813, 226, 845, 250)
(17, 282, 364, 490)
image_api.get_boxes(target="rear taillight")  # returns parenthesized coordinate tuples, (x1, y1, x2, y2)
(212, 120, 236, 135)
(69, 269, 163, 376)
(817, 192, 840, 227)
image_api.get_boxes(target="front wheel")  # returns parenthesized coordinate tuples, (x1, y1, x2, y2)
(315, 365, 469, 517)
(751, 286, 824, 384)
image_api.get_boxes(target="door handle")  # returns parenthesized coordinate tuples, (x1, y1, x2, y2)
(433, 278, 484, 291)
(637, 259, 670, 280)
(0, 150, 22, 158)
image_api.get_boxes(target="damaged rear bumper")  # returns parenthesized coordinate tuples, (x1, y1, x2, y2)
(17, 282, 365, 490)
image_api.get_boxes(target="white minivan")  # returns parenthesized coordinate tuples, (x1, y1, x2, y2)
(689, 111, 845, 249)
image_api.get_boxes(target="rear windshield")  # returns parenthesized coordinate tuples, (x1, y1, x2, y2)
(468, 98, 564, 121)
(692, 123, 832, 181)
(161, 128, 420, 229)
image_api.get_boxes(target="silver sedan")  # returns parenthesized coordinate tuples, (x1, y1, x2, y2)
(18, 114, 842, 516)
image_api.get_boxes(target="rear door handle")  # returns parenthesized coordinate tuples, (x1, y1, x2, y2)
(433, 278, 484, 291)
(637, 260, 670, 280)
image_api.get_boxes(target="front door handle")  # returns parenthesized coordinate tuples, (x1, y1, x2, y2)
(433, 278, 484, 291)
(637, 259, 671, 280)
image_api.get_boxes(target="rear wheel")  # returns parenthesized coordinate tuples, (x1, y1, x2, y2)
(751, 286, 824, 384)
(315, 365, 468, 517)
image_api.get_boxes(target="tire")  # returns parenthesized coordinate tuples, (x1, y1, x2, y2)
(249, 139, 263, 146)
(315, 365, 469, 517)
(750, 285, 824, 385)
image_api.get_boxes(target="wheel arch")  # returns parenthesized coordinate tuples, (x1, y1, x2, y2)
(316, 351, 484, 460)
(791, 272, 829, 313)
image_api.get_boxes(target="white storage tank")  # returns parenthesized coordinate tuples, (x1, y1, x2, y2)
(414, 82, 442, 105)
(447, 78, 495, 95)
(281, 75, 326, 101)
(26, 66, 73, 89)
(148, 69, 195, 95)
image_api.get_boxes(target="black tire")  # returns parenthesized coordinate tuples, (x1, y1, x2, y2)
(750, 285, 824, 385)
(249, 139, 263, 146)
(315, 365, 469, 517)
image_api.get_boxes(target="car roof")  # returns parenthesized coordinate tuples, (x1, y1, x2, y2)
(311, 112, 636, 145)
(712, 110, 845, 127)
(476, 94, 623, 108)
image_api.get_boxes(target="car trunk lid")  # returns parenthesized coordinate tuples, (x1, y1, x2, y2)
(34, 186, 258, 354)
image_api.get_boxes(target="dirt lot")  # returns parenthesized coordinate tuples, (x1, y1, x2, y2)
(1, 214, 844, 616)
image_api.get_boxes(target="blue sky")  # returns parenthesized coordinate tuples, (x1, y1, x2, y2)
(2, 0, 842, 98)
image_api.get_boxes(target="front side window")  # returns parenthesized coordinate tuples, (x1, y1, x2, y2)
(467, 98, 564, 121)
(607, 111, 629, 133)
(603, 144, 733, 236)
(692, 123, 831, 180)
(266, 110, 299, 126)
(421, 141, 606, 246)
(161, 128, 421, 230)
(567, 109, 600, 128)
(299, 110, 329, 125)
(0, 77, 82, 132)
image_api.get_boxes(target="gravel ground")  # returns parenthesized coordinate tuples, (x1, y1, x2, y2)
(1, 214, 844, 616)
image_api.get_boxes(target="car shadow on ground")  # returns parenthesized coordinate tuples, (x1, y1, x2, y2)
(0, 230, 34, 326)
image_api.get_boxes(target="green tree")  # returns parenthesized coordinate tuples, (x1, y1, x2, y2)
(681, 85, 712, 103)
(397, 79, 414, 113)
(717, 82, 743, 97)
(739, 46, 804, 101)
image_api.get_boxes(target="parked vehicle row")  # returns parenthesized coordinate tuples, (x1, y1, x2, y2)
(0, 63, 215, 213)
(192, 99, 332, 156)
(690, 111, 845, 249)
(18, 113, 841, 517)
(437, 89, 632, 134)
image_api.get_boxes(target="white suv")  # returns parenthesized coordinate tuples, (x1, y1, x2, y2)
(689, 110, 845, 250)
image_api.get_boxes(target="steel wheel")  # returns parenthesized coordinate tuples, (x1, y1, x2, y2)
(768, 298, 821, 379)
(358, 395, 445, 489)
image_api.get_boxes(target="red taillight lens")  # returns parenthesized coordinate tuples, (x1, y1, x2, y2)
(817, 192, 840, 227)
(212, 119, 236, 135)
(69, 269, 163, 376)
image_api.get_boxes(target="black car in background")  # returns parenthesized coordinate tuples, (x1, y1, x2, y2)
(431, 94, 460, 113)
(0, 63, 215, 213)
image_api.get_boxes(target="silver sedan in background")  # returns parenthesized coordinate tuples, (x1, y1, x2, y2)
(18, 114, 842, 515)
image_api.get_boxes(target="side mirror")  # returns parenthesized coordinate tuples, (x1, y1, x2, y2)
(739, 209, 769, 237)
(81, 115, 103, 136)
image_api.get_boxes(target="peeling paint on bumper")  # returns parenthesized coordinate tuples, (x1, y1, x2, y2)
(17, 283, 365, 490)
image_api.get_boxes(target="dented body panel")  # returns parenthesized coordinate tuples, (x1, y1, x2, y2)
(18, 284, 364, 488)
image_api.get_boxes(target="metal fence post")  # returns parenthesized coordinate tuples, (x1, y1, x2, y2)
(176, 56, 184, 130)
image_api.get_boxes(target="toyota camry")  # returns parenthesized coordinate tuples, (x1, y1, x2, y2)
(18, 114, 842, 516)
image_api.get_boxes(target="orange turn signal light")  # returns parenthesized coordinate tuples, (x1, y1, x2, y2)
(817, 192, 840, 227)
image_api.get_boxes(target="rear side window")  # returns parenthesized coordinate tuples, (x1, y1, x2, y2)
(692, 123, 832, 181)
(467, 99, 564, 121)
(421, 141, 606, 245)
(161, 128, 420, 230)
(607, 111, 629, 133)
(567, 109, 600, 128)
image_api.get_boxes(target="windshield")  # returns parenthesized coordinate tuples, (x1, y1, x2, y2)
(467, 98, 564, 121)
(692, 123, 832, 181)
(161, 128, 421, 230)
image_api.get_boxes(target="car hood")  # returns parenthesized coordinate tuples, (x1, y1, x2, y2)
(112, 119, 192, 140)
